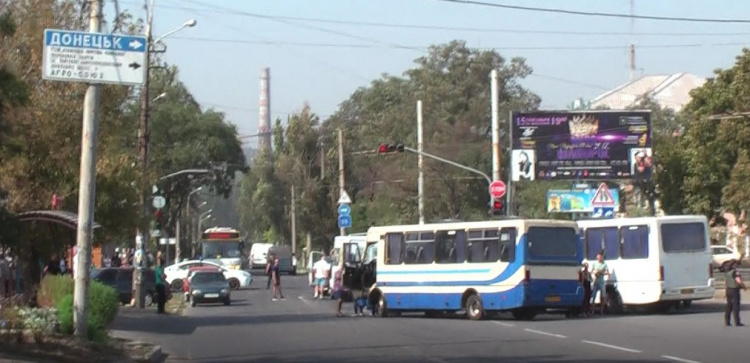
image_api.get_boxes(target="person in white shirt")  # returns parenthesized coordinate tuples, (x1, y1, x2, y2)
(312, 255, 331, 299)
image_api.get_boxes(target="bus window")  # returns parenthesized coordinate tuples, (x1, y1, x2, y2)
(527, 227, 577, 257)
(435, 230, 467, 264)
(385, 233, 404, 265)
(404, 232, 435, 265)
(585, 227, 619, 260)
(468, 229, 499, 263)
(621, 225, 649, 259)
(499, 228, 517, 262)
(661, 222, 706, 253)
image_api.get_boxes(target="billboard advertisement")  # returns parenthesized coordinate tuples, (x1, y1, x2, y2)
(511, 110, 651, 181)
(547, 189, 620, 213)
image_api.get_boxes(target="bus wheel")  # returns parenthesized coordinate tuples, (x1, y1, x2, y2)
(682, 300, 692, 309)
(607, 292, 624, 314)
(465, 294, 485, 321)
(378, 295, 390, 318)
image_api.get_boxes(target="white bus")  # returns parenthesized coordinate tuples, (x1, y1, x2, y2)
(342, 219, 585, 321)
(577, 215, 715, 312)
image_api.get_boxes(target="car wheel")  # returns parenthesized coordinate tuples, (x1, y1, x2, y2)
(228, 278, 240, 290)
(170, 279, 183, 291)
(145, 293, 154, 307)
(224, 299, 231, 306)
(190, 299, 197, 307)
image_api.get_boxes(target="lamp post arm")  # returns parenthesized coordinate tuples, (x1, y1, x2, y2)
(403, 147, 492, 186)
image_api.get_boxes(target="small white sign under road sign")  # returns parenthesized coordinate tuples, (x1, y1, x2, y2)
(42, 29, 147, 85)
(338, 190, 352, 205)
(152, 196, 166, 209)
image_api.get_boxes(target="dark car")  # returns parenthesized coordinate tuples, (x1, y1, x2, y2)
(189, 270, 231, 307)
(92, 267, 170, 306)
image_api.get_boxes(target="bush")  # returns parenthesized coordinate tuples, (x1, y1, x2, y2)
(37, 275, 74, 308)
(55, 281, 119, 341)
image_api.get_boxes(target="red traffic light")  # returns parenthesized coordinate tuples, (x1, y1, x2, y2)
(155, 210, 163, 219)
(493, 200, 503, 210)
(379, 144, 388, 153)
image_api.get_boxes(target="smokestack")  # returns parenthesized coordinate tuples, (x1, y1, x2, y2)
(258, 67, 272, 151)
(629, 44, 635, 81)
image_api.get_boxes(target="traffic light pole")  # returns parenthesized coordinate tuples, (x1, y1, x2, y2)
(402, 147, 492, 201)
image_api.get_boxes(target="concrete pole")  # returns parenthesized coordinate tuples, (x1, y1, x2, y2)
(417, 100, 425, 224)
(338, 128, 346, 237)
(174, 217, 180, 263)
(73, 0, 102, 339)
(490, 69, 501, 182)
(290, 186, 296, 254)
(134, 0, 155, 310)
(306, 233, 312, 270)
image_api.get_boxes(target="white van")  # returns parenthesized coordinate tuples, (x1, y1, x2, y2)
(249, 243, 273, 269)
(329, 234, 367, 291)
(578, 216, 715, 311)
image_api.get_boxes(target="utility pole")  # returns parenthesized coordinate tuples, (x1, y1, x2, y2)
(134, 0, 155, 309)
(337, 128, 346, 237)
(175, 213, 181, 263)
(417, 100, 425, 224)
(73, 0, 102, 339)
(490, 69, 501, 182)
(290, 186, 296, 254)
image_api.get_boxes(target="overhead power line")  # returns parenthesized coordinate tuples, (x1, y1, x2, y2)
(434, 0, 750, 24)
(144, 1, 750, 37)
(170, 36, 748, 51)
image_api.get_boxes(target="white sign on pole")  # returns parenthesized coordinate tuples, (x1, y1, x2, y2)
(152, 196, 166, 209)
(42, 29, 147, 85)
(337, 190, 352, 205)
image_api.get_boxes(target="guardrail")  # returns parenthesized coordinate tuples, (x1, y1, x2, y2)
(713, 268, 750, 288)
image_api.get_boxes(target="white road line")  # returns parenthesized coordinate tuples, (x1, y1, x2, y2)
(297, 295, 314, 307)
(524, 328, 566, 338)
(493, 321, 515, 327)
(581, 340, 642, 353)
(662, 355, 703, 363)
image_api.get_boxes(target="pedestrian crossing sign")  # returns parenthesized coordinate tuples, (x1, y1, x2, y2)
(591, 183, 616, 206)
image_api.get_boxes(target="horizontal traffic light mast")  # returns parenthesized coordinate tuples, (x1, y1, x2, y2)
(378, 143, 492, 186)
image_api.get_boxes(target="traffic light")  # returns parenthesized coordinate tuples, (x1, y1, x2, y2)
(490, 199, 505, 216)
(378, 143, 405, 154)
(155, 210, 163, 230)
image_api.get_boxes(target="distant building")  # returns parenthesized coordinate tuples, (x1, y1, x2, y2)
(589, 73, 706, 112)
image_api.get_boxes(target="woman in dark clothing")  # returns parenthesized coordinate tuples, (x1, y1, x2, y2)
(43, 253, 61, 276)
(271, 258, 285, 301)
(581, 262, 593, 316)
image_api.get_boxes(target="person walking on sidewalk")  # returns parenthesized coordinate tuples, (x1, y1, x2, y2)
(155, 257, 167, 314)
(721, 259, 746, 327)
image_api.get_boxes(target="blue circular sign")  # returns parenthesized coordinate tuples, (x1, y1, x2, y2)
(338, 204, 351, 215)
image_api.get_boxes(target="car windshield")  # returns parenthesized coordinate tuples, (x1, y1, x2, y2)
(202, 241, 242, 258)
(192, 273, 226, 284)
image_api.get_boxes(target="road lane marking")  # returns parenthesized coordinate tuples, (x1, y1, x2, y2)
(297, 296, 314, 307)
(581, 340, 642, 353)
(662, 355, 702, 363)
(524, 328, 566, 338)
(493, 321, 515, 327)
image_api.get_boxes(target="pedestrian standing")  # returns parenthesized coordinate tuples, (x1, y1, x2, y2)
(155, 257, 167, 314)
(580, 262, 592, 316)
(265, 254, 275, 289)
(271, 258, 285, 301)
(590, 253, 609, 314)
(312, 255, 331, 299)
(721, 259, 746, 327)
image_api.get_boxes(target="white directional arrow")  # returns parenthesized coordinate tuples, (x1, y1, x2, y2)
(129, 40, 143, 49)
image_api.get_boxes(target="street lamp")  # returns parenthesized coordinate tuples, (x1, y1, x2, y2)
(134, 1, 198, 309)
(151, 92, 167, 103)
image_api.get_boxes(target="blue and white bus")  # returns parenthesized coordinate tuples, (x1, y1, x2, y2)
(343, 219, 584, 321)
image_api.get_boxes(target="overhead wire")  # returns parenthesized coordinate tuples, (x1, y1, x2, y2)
(434, 0, 750, 24)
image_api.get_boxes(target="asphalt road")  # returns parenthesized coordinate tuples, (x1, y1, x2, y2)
(111, 271, 749, 363)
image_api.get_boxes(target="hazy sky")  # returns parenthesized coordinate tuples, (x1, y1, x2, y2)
(110, 0, 750, 148)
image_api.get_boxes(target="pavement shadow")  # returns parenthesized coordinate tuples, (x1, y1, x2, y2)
(110, 311, 336, 336)
(174, 353, 668, 363)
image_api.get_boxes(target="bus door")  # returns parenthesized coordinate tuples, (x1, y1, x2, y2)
(342, 242, 364, 290)
(361, 242, 378, 289)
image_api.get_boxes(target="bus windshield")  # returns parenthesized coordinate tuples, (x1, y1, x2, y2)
(526, 226, 578, 259)
(202, 241, 242, 259)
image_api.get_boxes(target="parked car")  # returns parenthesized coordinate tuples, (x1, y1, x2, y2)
(92, 267, 171, 306)
(188, 270, 231, 307)
(711, 245, 742, 268)
(250, 243, 273, 269)
(164, 259, 252, 291)
(183, 265, 221, 302)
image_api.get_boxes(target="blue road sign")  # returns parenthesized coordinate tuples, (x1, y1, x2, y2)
(592, 207, 615, 219)
(338, 215, 352, 229)
(42, 29, 148, 85)
(338, 204, 351, 216)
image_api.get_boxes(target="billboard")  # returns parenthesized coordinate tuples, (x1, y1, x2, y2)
(511, 110, 652, 181)
(547, 189, 620, 213)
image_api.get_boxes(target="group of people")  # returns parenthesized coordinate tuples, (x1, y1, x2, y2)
(311, 255, 368, 317)
(264, 254, 285, 301)
(580, 252, 610, 316)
